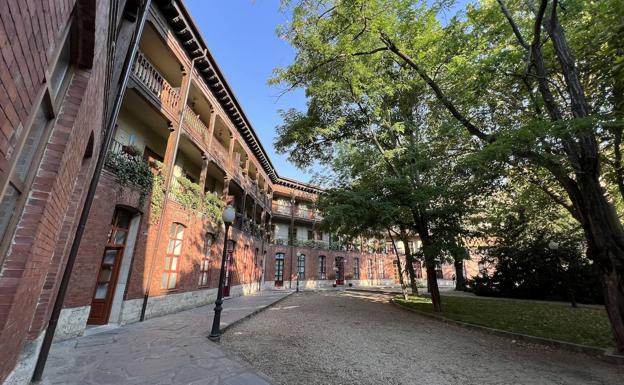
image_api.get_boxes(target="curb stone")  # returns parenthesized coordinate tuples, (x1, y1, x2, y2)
(390, 298, 624, 365)
(219, 291, 295, 335)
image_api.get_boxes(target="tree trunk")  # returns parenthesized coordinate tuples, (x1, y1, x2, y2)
(398, 230, 419, 296)
(454, 259, 466, 291)
(425, 259, 442, 312)
(573, 175, 624, 352)
(388, 229, 409, 300)
(420, 234, 442, 312)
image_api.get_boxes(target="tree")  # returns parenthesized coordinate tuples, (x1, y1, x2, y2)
(473, 180, 602, 305)
(275, 71, 496, 312)
(275, 0, 624, 352)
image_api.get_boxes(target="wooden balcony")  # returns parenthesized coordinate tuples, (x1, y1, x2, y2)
(210, 138, 229, 169)
(183, 105, 210, 144)
(271, 202, 321, 221)
(131, 51, 180, 119)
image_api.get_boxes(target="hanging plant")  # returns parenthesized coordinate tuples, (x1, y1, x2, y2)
(104, 151, 153, 207)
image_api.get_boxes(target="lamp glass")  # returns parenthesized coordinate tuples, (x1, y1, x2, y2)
(222, 205, 236, 224)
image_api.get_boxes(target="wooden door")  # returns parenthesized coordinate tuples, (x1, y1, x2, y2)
(275, 253, 284, 287)
(88, 208, 132, 325)
(335, 257, 345, 285)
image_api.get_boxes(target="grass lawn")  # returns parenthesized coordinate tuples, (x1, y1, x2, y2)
(394, 295, 614, 349)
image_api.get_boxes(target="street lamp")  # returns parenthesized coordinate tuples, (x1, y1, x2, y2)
(296, 253, 300, 293)
(208, 205, 236, 342)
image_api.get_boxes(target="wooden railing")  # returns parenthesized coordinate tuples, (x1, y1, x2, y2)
(272, 203, 292, 216)
(211, 138, 229, 166)
(132, 51, 180, 113)
(271, 202, 321, 220)
(183, 105, 209, 142)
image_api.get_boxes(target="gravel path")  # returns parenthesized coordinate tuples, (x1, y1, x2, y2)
(221, 291, 624, 385)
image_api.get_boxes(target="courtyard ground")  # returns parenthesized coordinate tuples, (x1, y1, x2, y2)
(40, 291, 290, 385)
(221, 291, 624, 385)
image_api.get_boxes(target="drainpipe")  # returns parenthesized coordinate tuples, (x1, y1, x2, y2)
(289, 194, 295, 289)
(258, 210, 265, 291)
(31, 0, 153, 381)
(140, 49, 205, 321)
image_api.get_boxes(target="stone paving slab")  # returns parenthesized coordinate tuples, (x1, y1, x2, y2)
(40, 291, 291, 385)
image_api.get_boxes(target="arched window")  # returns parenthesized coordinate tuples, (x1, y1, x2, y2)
(318, 256, 326, 279)
(297, 254, 305, 280)
(162, 223, 184, 289)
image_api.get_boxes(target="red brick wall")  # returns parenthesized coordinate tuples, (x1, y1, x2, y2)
(123, 200, 266, 301)
(0, 0, 113, 381)
(265, 244, 393, 285)
(65, 170, 147, 308)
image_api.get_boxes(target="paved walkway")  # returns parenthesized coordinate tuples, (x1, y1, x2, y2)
(221, 291, 624, 385)
(41, 291, 291, 385)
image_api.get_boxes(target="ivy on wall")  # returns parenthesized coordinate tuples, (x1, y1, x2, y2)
(149, 161, 166, 224)
(105, 151, 225, 228)
(104, 152, 153, 207)
(172, 174, 224, 227)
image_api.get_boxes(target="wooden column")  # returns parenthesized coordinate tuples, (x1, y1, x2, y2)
(252, 199, 257, 235)
(243, 156, 250, 176)
(161, 121, 177, 170)
(198, 154, 209, 195)
(227, 134, 235, 169)
(241, 192, 248, 222)
(222, 176, 230, 202)
(206, 108, 216, 149)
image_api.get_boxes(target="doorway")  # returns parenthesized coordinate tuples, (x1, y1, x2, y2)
(335, 256, 345, 285)
(275, 252, 285, 287)
(87, 208, 133, 325)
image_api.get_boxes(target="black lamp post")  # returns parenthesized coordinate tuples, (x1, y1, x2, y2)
(296, 253, 300, 293)
(209, 205, 236, 342)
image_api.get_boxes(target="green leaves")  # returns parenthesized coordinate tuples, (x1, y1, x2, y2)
(104, 151, 153, 207)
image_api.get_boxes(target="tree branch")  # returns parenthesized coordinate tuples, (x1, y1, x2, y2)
(379, 33, 494, 143)
(496, 0, 529, 49)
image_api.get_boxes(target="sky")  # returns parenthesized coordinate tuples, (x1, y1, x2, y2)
(185, 0, 311, 181)
(184, 0, 471, 183)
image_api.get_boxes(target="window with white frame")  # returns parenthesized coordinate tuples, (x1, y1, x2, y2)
(162, 223, 184, 289)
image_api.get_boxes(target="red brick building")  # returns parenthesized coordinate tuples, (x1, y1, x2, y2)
(0, 1, 492, 384)
(0, 0, 148, 383)
(0, 1, 396, 383)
